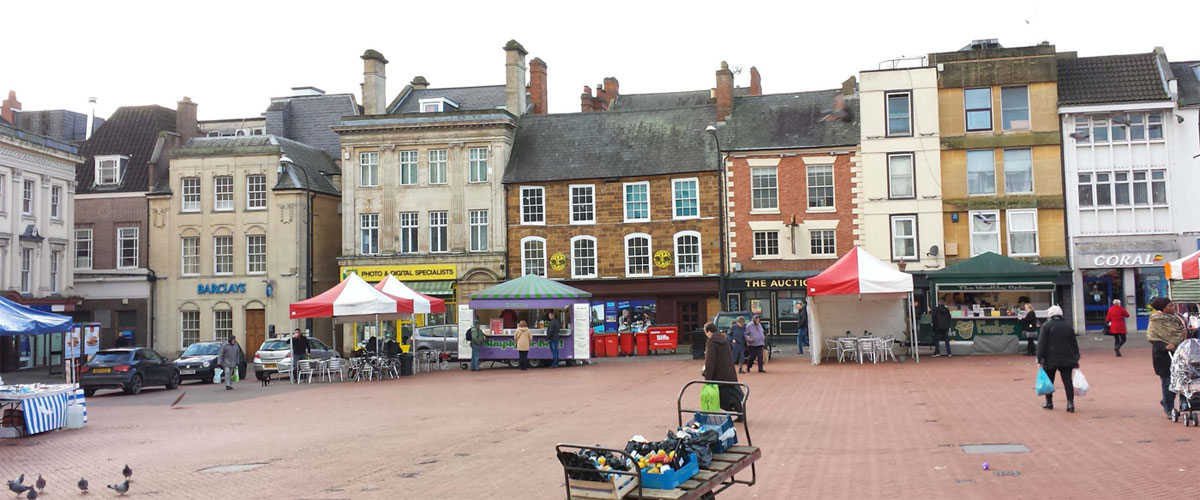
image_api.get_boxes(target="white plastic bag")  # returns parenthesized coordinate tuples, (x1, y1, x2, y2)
(213, 368, 223, 384)
(1073, 368, 1089, 396)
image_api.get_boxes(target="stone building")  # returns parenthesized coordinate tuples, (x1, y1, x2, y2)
(147, 136, 341, 357)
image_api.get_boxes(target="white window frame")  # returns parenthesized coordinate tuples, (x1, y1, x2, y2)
(624, 233, 653, 278)
(519, 186, 545, 225)
(468, 147, 489, 183)
(890, 215, 918, 261)
(520, 236, 547, 277)
(0, 174, 5, 211)
(969, 210, 1001, 256)
(809, 229, 837, 257)
(399, 212, 419, 254)
(1006, 209, 1039, 257)
(182, 177, 201, 212)
(1000, 85, 1031, 131)
(753, 231, 780, 257)
(360, 152, 379, 187)
(399, 150, 418, 186)
(673, 231, 703, 276)
(246, 174, 267, 210)
(429, 211, 448, 253)
(966, 149, 996, 196)
(49, 250, 60, 293)
(19, 248, 32, 293)
(75, 228, 93, 269)
(885, 91, 912, 137)
(806, 164, 835, 210)
(418, 97, 458, 113)
(672, 177, 700, 220)
(213, 309, 233, 342)
(570, 235, 598, 279)
(1002, 148, 1034, 195)
(468, 209, 488, 252)
(117, 226, 139, 269)
(213, 235, 233, 275)
(181, 236, 199, 276)
(94, 155, 126, 186)
(50, 185, 61, 220)
(360, 213, 380, 255)
(887, 153, 915, 200)
(213, 176, 234, 211)
(750, 167, 779, 212)
(246, 234, 266, 274)
(623, 181, 650, 223)
(180, 310, 200, 349)
(21, 179, 34, 216)
(569, 184, 596, 225)
(428, 149, 448, 185)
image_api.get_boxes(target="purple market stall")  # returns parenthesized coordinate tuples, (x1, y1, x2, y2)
(458, 275, 592, 367)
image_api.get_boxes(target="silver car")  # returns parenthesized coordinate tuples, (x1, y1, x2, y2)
(252, 336, 338, 380)
(412, 325, 459, 358)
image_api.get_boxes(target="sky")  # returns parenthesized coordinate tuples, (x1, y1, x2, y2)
(5, 0, 1200, 121)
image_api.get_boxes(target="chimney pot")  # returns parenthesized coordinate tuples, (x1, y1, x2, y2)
(2, 90, 22, 124)
(410, 76, 430, 90)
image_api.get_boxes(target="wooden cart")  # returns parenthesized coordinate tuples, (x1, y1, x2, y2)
(557, 380, 758, 499)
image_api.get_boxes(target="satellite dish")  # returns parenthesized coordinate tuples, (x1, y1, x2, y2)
(927, 245, 940, 257)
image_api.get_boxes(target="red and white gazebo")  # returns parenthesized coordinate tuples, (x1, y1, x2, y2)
(1166, 250, 1200, 302)
(289, 273, 411, 322)
(805, 247, 918, 365)
(374, 275, 446, 314)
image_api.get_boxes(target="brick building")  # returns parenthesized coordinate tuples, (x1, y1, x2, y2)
(505, 105, 721, 335)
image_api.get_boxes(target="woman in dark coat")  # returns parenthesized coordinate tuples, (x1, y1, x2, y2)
(701, 322, 743, 413)
(931, 302, 953, 357)
(1036, 305, 1081, 413)
(1020, 303, 1039, 356)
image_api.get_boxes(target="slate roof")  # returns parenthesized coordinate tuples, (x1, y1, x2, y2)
(0, 121, 80, 156)
(389, 85, 507, 114)
(1057, 53, 1170, 106)
(1171, 61, 1200, 107)
(721, 90, 860, 151)
(76, 105, 176, 194)
(168, 135, 340, 196)
(13, 110, 103, 144)
(265, 93, 358, 159)
(609, 88, 752, 112)
(505, 106, 718, 183)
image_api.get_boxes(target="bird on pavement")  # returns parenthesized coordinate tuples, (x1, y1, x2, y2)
(26, 488, 38, 500)
(7, 481, 31, 496)
(77, 477, 88, 494)
(106, 480, 128, 496)
(121, 465, 132, 481)
(6, 474, 24, 489)
(35, 475, 45, 492)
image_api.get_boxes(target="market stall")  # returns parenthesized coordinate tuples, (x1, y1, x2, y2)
(0, 297, 79, 437)
(1167, 250, 1200, 302)
(459, 274, 592, 366)
(924, 252, 1065, 354)
(805, 247, 916, 366)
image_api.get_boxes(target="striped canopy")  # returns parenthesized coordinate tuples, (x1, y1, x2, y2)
(374, 275, 446, 314)
(470, 274, 590, 309)
(1167, 250, 1200, 281)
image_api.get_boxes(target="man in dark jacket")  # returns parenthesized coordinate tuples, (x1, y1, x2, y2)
(701, 322, 743, 414)
(931, 303, 953, 357)
(1037, 305, 1080, 412)
(546, 311, 562, 368)
(796, 302, 809, 355)
(291, 329, 310, 382)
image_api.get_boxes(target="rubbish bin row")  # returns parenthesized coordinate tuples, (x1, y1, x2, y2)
(590, 327, 679, 357)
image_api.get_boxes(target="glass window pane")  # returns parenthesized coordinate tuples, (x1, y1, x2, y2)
(751, 168, 778, 210)
(1095, 173, 1111, 206)
(888, 155, 914, 198)
(1114, 172, 1130, 205)
(1002, 148, 1032, 193)
(1001, 86, 1030, 130)
(887, 93, 911, 136)
(965, 88, 992, 131)
(967, 150, 995, 195)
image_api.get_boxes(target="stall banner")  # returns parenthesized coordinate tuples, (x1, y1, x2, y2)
(458, 304, 473, 358)
(340, 264, 456, 282)
(65, 324, 100, 359)
(573, 302, 590, 360)
(951, 319, 1019, 340)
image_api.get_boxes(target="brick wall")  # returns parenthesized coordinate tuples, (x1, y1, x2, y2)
(506, 172, 721, 279)
(75, 195, 148, 270)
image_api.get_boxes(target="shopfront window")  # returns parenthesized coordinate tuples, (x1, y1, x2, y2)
(745, 291, 772, 326)
(774, 290, 806, 336)
(589, 300, 656, 333)
(1136, 266, 1167, 330)
(1083, 269, 1123, 331)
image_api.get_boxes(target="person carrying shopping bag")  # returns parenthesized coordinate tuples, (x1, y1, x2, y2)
(219, 336, 241, 390)
(1037, 305, 1080, 413)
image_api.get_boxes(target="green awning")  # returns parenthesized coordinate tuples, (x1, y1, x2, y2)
(928, 252, 1063, 283)
(470, 274, 591, 300)
(410, 280, 455, 297)
(1170, 279, 1200, 302)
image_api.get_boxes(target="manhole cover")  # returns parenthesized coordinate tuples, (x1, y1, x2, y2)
(199, 463, 268, 473)
(961, 444, 1031, 454)
(993, 470, 1021, 477)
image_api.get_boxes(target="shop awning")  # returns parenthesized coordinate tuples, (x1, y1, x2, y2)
(469, 274, 591, 309)
(927, 252, 1061, 283)
(409, 280, 455, 297)
(1166, 250, 1200, 281)
(0, 296, 74, 336)
(806, 247, 913, 297)
(374, 275, 447, 314)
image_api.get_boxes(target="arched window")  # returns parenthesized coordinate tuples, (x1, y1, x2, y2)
(521, 236, 546, 276)
(624, 233, 652, 277)
(674, 231, 702, 276)
(570, 236, 597, 279)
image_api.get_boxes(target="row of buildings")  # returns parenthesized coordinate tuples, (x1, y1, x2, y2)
(1, 38, 1198, 368)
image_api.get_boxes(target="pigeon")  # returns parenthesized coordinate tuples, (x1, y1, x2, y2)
(26, 488, 37, 500)
(35, 475, 45, 492)
(7, 482, 31, 496)
(170, 391, 187, 408)
(122, 464, 132, 480)
(77, 477, 88, 493)
(107, 480, 128, 495)
(1069, 131, 1089, 141)
(7, 474, 24, 489)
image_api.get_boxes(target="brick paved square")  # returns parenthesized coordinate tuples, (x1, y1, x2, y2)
(0, 346, 1189, 499)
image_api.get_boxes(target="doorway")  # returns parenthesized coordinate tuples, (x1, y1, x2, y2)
(678, 301, 700, 334)
(245, 309, 265, 352)
(1082, 270, 1121, 331)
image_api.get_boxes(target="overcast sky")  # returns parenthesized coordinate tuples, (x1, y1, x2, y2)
(6, 0, 1199, 121)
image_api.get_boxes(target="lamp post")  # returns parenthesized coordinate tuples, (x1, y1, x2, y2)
(704, 125, 728, 311)
(278, 155, 313, 335)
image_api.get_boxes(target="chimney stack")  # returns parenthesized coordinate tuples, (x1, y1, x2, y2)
(1, 90, 20, 124)
(503, 40, 528, 116)
(361, 49, 388, 115)
(581, 86, 595, 112)
(527, 58, 548, 115)
(715, 61, 734, 122)
(410, 76, 430, 90)
(749, 67, 762, 96)
(176, 97, 199, 140)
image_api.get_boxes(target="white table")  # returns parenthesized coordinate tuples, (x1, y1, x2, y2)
(0, 384, 77, 437)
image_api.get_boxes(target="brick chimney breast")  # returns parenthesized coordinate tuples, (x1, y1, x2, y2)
(528, 58, 548, 115)
(749, 67, 762, 96)
(715, 61, 735, 122)
(176, 97, 198, 140)
(1, 90, 20, 124)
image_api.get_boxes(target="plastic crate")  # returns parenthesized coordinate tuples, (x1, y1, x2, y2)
(639, 453, 699, 490)
(689, 412, 737, 453)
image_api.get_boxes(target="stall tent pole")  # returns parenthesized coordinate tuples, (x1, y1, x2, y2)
(910, 292, 919, 363)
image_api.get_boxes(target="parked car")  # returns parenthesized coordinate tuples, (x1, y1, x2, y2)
(252, 336, 337, 380)
(713, 311, 756, 335)
(173, 341, 246, 383)
(412, 325, 459, 358)
(79, 347, 180, 396)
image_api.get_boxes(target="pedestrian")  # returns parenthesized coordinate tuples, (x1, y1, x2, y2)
(467, 319, 486, 372)
(1020, 303, 1039, 356)
(728, 317, 747, 374)
(219, 336, 240, 390)
(514, 320, 532, 371)
(1147, 297, 1187, 419)
(931, 301, 952, 357)
(365, 335, 378, 353)
(701, 322, 743, 414)
(744, 315, 766, 373)
(1106, 299, 1130, 357)
(796, 302, 809, 355)
(1037, 305, 1080, 413)
(546, 311, 561, 367)
(291, 328, 310, 381)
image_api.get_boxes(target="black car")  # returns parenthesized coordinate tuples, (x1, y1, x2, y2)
(173, 341, 246, 383)
(79, 347, 180, 396)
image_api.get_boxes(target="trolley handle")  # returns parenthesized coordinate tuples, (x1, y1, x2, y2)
(555, 443, 643, 499)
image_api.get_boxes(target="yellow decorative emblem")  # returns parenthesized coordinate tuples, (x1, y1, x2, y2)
(653, 250, 672, 269)
(549, 253, 567, 271)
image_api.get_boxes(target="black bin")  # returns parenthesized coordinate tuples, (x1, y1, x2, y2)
(399, 352, 414, 376)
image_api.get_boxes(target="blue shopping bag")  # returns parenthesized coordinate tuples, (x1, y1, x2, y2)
(1035, 367, 1055, 396)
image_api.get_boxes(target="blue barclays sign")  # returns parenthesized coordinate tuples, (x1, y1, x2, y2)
(198, 283, 247, 294)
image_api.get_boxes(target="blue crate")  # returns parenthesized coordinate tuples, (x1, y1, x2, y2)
(639, 453, 699, 490)
(690, 412, 737, 453)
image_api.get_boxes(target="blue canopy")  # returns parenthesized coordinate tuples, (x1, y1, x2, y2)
(0, 296, 73, 336)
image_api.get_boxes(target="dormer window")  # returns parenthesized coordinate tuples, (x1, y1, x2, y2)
(419, 97, 459, 113)
(95, 155, 128, 186)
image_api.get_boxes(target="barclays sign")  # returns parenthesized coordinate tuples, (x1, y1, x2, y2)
(198, 283, 248, 294)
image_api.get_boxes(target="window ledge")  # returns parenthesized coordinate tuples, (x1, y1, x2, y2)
(752, 255, 783, 261)
(749, 209, 780, 215)
(245, 207, 267, 212)
(569, 221, 596, 226)
(806, 208, 836, 214)
(624, 219, 651, 224)
(520, 221, 547, 226)
(672, 216, 701, 221)
(625, 274, 653, 279)
(572, 274, 598, 279)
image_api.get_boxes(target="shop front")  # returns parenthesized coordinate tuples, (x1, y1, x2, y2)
(338, 264, 459, 346)
(566, 277, 719, 339)
(723, 272, 819, 341)
(1073, 241, 1179, 332)
(0, 293, 77, 372)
